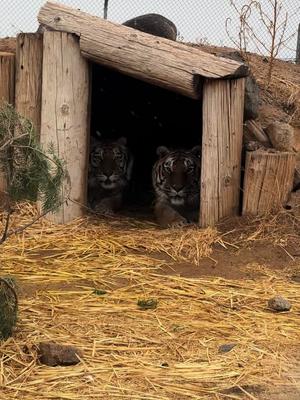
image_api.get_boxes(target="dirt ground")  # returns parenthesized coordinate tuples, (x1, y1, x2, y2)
(1, 34, 300, 399)
(1, 208, 296, 400)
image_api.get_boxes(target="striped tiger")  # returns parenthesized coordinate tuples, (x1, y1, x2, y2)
(152, 145, 201, 227)
(88, 133, 133, 214)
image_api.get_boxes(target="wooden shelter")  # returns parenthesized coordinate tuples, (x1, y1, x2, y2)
(1, 1, 294, 226)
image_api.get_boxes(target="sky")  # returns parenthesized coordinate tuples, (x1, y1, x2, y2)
(1, 0, 299, 59)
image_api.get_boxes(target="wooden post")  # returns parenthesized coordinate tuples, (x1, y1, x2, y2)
(0, 53, 15, 106)
(200, 78, 245, 227)
(15, 33, 43, 139)
(242, 151, 296, 215)
(40, 32, 90, 224)
(0, 52, 15, 201)
(296, 23, 300, 65)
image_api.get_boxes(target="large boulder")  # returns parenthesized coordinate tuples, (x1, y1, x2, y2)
(122, 13, 177, 41)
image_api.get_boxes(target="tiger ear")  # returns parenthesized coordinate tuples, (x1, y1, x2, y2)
(116, 137, 127, 146)
(191, 145, 201, 157)
(156, 146, 170, 158)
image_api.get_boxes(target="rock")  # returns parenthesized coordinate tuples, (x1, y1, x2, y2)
(268, 295, 291, 312)
(122, 14, 177, 41)
(219, 52, 260, 121)
(38, 342, 83, 366)
(218, 343, 236, 353)
(293, 167, 300, 191)
(291, 274, 300, 283)
(265, 122, 295, 152)
(244, 140, 266, 152)
(244, 74, 260, 121)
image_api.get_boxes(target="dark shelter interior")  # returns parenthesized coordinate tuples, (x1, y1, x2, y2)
(90, 63, 202, 213)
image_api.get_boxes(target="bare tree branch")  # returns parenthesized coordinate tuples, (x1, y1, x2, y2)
(226, 0, 297, 85)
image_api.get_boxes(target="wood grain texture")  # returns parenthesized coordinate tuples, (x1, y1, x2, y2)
(15, 33, 43, 139)
(40, 32, 90, 224)
(242, 151, 296, 215)
(0, 38, 16, 53)
(0, 53, 15, 106)
(200, 78, 245, 227)
(37, 1, 248, 99)
(0, 52, 15, 196)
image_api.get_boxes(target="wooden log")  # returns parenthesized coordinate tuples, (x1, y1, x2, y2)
(40, 32, 90, 224)
(242, 151, 296, 215)
(15, 33, 43, 139)
(38, 1, 248, 99)
(0, 52, 15, 202)
(200, 78, 245, 227)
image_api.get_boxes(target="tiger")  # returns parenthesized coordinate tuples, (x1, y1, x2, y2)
(88, 133, 133, 215)
(152, 145, 201, 228)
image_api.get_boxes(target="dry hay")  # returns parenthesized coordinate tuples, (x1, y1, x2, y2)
(248, 54, 300, 128)
(0, 204, 300, 399)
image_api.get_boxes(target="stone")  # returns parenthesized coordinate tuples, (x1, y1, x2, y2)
(218, 343, 236, 353)
(38, 342, 83, 366)
(122, 13, 177, 41)
(244, 140, 266, 152)
(291, 274, 300, 283)
(244, 74, 260, 121)
(268, 295, 291, 312)
(265, 122, 295, 152)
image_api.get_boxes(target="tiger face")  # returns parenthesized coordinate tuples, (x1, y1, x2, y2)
(89, 136, 133, 192)
(152, 146, 201, 207)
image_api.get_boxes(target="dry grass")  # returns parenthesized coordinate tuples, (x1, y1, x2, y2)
(0, 204, 300, 399)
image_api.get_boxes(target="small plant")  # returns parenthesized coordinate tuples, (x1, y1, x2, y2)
(93, 289, 107, 296)
(0, 104, 68, 340)
(0, 103, 68, 244)
(137, 298, 158, 310)
(0, 277, 18, 340)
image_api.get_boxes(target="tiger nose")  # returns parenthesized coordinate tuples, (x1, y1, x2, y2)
(172, 184, 184, 192)
(104, 174, 112, 183)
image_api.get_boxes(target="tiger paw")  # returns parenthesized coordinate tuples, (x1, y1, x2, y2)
(159, 213, 188, 228)
(168, 215, 188, 228)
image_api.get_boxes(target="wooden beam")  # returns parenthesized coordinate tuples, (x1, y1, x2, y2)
(200, 78, 245, 227)
(15, 33, 43, 139)
(38, 1, 248, 99)
(0, 52, 15, 202)
(242, 151, 296, 215)
(40, 32, 90, 224)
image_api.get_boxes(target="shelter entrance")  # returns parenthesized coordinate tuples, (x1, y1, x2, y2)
(90, 63, 202, 217)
